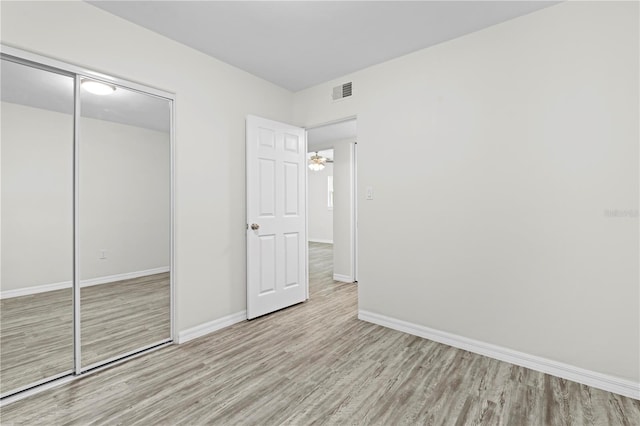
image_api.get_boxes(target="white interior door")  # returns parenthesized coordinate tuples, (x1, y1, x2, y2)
(246, 115, 307, 319)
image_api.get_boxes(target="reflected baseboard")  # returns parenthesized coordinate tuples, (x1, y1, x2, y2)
(0, 267, 170, 299)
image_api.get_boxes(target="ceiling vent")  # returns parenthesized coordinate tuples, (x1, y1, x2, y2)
(332, 82, 353, 101)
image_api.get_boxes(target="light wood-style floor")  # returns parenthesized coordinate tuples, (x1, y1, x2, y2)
(0, 273, 170, 395)
(80, 272, 171, 367)
(0, 288, 73, 395)
(1, 243, 638, 424)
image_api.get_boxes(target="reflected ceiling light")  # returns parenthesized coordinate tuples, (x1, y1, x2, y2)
(81, 80, 116, 95)
(308, 152, 327, 171)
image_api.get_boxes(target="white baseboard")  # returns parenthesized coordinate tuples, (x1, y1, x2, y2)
(177, 311, 247, 344)
(358, 310, 640, 400)
(0, 266, 170, 299)
(308, 239, 333, 244)
(333, 274, 354, 283)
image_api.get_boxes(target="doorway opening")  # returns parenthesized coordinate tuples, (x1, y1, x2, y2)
(306, 118, 358, 290)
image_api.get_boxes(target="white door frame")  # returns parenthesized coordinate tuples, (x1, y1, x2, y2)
(306, 116, 358, 284)
(352, 141, 358, 282)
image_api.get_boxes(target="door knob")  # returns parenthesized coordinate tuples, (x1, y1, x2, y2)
(251, 223, 260, 230)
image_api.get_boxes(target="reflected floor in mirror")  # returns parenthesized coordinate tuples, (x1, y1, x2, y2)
(1, 243, 638, 424)
(81, 272, 170, 367)
(0, 289, 73, 394)
(0, 272, 170, 395)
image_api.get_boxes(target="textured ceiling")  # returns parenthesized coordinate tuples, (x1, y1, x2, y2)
(88, 1, 558, 92)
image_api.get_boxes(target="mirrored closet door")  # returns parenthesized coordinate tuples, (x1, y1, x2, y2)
(78, 79, 172, 369)
(0, 59, 75, 396)
(0, 50, 174, 398)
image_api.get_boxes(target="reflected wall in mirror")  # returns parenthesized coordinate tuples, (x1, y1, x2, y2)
(78, 80, 171, 368)
(0, 59, 74, 395)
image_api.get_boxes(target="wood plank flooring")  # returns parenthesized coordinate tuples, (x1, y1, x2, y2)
(0, 273, 170, 395)
(0, 288, 73, 394)
(1, 243, 638, 425)
(80, 272, 170, 367)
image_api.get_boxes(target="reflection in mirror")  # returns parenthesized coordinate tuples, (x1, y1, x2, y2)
(79, 80, 171, 368)
(0, 59, 74, 395)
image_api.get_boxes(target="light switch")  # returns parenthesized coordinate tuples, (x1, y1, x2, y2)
(366, 186, 374, 200)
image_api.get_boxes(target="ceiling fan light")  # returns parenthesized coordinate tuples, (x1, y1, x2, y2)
(308, 162, 325, 171)
(308, 152, 327, 171)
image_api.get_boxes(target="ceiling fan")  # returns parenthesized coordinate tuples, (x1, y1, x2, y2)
(308, 152, 333, 171)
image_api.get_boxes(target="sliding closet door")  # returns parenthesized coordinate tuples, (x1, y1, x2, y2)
(78, 79, 171, 369)
(0, 59, 74, 396)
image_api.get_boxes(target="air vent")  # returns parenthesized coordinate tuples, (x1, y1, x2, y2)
(332, 82, 353, 101)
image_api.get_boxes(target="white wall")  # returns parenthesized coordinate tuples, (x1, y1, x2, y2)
(308, 162, 333, 243)
(332, 141, 355, 281)
(1, 102, 73, 290)
(0, 0, 293, 330)
(1, 101, 170, 292)
(293, 1, 639, 385)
